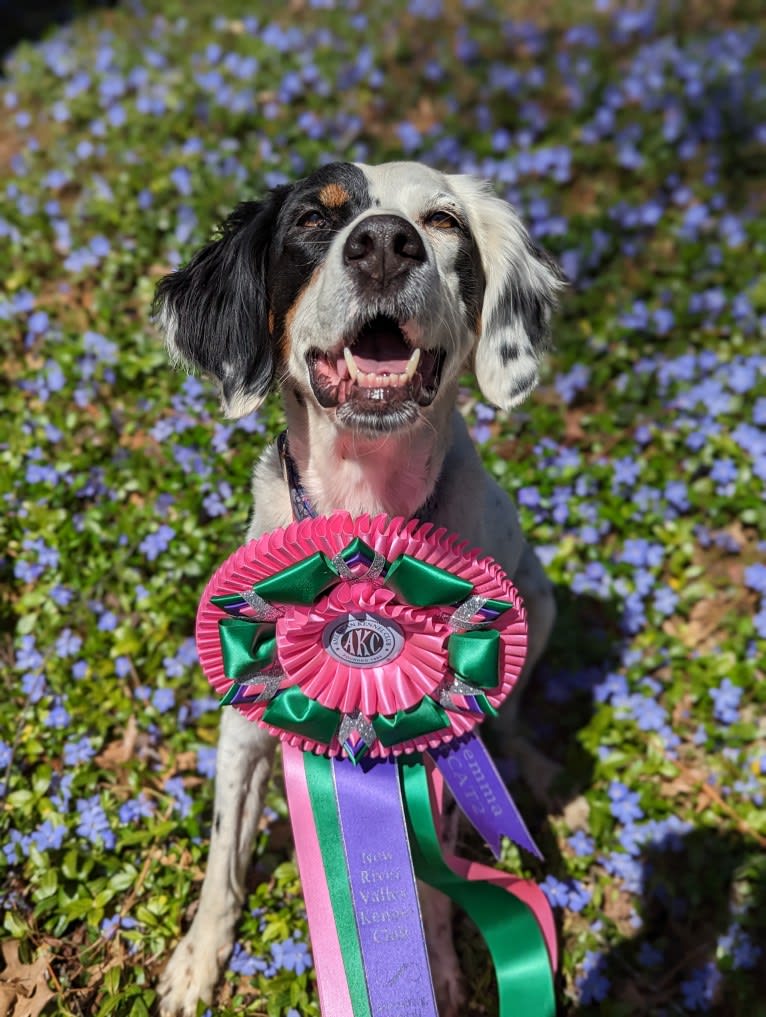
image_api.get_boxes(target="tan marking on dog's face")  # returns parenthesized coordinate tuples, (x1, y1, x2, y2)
(280, 267, 322, 357)
(268, 310, 275, 334)
(319, 183, 350, 208)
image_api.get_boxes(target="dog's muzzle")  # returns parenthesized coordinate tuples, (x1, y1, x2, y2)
(306, 215, 446, 430)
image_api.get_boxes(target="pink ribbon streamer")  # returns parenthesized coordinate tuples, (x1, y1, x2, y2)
(282, 744, 355, 1017)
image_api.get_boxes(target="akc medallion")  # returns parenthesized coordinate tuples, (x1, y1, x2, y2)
(323, 613, 405, 667)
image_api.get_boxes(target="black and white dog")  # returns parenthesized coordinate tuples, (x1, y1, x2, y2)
(155, 161, 564, 1017)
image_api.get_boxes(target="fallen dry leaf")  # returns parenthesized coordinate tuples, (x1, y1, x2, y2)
(95, 715, 138, 769)
(0, 942, 56, 1017)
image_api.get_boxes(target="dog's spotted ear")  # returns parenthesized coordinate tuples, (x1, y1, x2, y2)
(153, 186, 291, 418)
(451, 177, 566, 412)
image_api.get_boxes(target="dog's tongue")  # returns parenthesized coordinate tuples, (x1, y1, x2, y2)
(350, 320, 411, 375)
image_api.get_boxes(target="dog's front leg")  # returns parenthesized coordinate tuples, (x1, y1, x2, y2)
(159, 709, 277, 1017)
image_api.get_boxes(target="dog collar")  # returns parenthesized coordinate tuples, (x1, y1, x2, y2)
(277, 431, 318, 521)
(277, 429, 438, 522)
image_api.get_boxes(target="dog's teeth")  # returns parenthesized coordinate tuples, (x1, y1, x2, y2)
(404, 348, 421, 381)
(343, 347, 359, 382)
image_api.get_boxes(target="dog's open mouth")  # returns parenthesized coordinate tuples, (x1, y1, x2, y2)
(307, 315, 445, 420)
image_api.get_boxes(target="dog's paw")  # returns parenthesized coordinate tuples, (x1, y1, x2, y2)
(158, 928, 232, 1017)
(432, 963, 466, 1017)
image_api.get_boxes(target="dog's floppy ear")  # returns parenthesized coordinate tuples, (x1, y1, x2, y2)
(451, 176, 565, 412)
(153, 186, 290, 418)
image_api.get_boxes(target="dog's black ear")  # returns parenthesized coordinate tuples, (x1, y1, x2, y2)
(450, 176, 566, 412)
(153, 186, 291, 417)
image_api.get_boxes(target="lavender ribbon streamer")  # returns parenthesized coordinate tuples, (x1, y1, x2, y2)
(333, 757, 439, 1017)
(431, 735, 542, 860)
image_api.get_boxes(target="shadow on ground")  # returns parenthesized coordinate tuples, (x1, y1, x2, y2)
(519, 587, 765, 1016)
(0, 0, 116, 62)
(586, 828, 766, 1017)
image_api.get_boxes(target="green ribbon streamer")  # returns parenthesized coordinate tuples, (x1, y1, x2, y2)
(447, 629, 500, 690)
(400, 756, 556, 1017)
(262, 686, 340, 744)
(254, 551, 340, 605)
(384, 555, 474, 607)
(304, 753, 372, 1017)
(372, 698, 451, 747)
(218, 618, 277, 679)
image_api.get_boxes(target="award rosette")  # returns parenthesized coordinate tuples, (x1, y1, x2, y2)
(197, 512, 557, 1017)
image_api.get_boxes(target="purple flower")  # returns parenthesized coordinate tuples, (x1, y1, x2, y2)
(612, 457, 641, 488)
(139, 525, 175, 561)
(228, 943, 271, 977)
(16, 635, 43, 672)
(115, 656, 132, 678)
(196, 747, 217, 778)
(396, 122, 422, 153)
(164, 777, 192, 817)
(271, 935, 312, 975)
(152, 688, 175, 713)
(554, 363, 590, 404)
(577, 950, 610, 1004)
(608, 781, 644, 824)
(709, 678, 742, 725)
(46, 701, 70, 728)
(637, 942, 663, 968)
(83, 330, 117, 363)
(653, 586, 678, 616)
(118, 793, 155, 823)
(98, 611, 118, 632)
(63, 736, 95, 766)
(540, 875, 572, 908)
(31, 819, 66, 852)
(709, 458, 738, 487)
(680, 962, 721, 1011)
(55, 629, 82, 657)
(743, 563, 766, 595)
(50, 584, 73, 606)
(568, 830, 595, 856)
(76, 795, 115, 849)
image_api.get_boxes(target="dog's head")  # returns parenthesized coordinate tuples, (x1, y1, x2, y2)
(154, 161, 564, 431)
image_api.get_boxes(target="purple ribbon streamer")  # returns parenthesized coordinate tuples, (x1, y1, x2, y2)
(431, 735, 542, 860)
(333, 757, 439, 1017)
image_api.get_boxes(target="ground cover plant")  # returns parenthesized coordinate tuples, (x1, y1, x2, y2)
(1, 0, 765, 1014)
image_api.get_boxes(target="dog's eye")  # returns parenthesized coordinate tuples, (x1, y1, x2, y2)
(297, 211, 328, 229)
(425, 210, 460, 230)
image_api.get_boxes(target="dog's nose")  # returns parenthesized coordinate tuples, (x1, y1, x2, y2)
(343, 214, 426, 286)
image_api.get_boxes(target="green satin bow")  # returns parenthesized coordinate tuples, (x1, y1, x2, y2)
(218, 618, 277, 679)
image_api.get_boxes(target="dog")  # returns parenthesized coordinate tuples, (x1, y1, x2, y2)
(154, 160, 564, 1017)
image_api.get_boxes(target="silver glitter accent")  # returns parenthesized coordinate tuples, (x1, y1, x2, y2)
(253, 672, 284, 703)
(366, 551, 387, 580)
(241, 588, 280, 620)
(331, 550, 387, 582)
(438, 688, 456, 709)
(447, 595, 488, 631)
(331, 553, 356, 579)
(438, 676, 479, 709)
(339, 709, 377, 747)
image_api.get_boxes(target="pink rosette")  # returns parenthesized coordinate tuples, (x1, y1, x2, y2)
(196, 512, 528, 758)
(277, 583, 450, 716)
